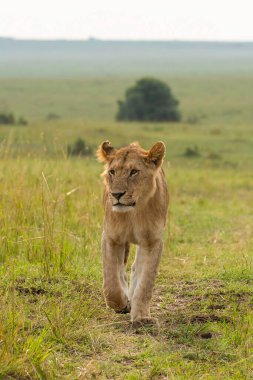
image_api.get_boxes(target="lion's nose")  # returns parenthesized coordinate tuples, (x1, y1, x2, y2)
(112, 192, 126, 201)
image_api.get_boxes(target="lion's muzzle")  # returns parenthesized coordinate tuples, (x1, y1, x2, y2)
(111, 191, 126, 201)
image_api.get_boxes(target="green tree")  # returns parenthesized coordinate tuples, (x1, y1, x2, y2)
(116, 78, 181, 122)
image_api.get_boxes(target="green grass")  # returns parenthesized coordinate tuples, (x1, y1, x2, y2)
(0, 73, 253, 378)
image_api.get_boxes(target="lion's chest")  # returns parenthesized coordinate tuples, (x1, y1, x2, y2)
(104, 218, 137, 244)
(104, 213, 162, 246)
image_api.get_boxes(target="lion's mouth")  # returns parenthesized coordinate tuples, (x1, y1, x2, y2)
(113, 202, 136, 207)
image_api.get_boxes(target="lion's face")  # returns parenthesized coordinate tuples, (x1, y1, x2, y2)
(106, 151, 155, 212)
(97, 141, 165, 212)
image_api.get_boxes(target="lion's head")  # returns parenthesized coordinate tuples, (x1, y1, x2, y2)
(97, 141, 166, 212)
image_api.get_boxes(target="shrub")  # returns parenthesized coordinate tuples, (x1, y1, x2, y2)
(207, 152, 222, 160)
(186, 116, 200, 125)
(0, 112, 28, 126)
(17, 116, 28, 126)
(184, 146, 200, 157)
(116, 78, 181, 122)
(0, 112, 15, 125)
(67, 138, 93, 157)
(46, 113, 61, 120)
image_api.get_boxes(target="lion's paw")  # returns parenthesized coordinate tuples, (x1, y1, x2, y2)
(131, 317, 158, 328)
(115, 301, 131, 314)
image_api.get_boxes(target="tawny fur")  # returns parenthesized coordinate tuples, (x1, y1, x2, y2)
(97, 141, 169, 324)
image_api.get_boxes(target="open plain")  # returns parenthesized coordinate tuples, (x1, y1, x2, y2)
(0, 41, 253, 379)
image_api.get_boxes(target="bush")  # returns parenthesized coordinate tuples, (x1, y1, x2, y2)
(46, 113, 61, 121)
(0, 112, 15, 125)
(207, 152, 222, 160)
(67, 138, 93, 157)
(0, 112, 28, 126)
(184, 146, 200, 157)
(116, 78, 181, 122)
(17, 116, 28, 126)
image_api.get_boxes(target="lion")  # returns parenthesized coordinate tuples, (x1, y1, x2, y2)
(97, 140, 169, 326)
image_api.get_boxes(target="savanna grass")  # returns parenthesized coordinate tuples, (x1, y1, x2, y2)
(0, 73, 253, 378)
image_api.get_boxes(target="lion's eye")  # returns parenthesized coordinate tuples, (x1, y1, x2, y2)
(108, 169, 115, 176)
(130, 169, 139, 177)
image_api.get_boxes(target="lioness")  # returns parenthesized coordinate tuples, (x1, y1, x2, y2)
(97, 141, 169, 325)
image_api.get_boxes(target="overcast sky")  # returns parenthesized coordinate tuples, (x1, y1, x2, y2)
(1, 0, 253, 41)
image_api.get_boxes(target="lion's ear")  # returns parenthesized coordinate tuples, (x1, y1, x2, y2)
(96, 141, 116, 163)
(147, 141, 165, 167)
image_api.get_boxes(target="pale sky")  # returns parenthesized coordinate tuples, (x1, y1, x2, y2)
(1, 0, 253, 41)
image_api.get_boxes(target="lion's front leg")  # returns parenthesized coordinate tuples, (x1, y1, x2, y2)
(102, 234, 130, 313)
(129, 240, 162, 324)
